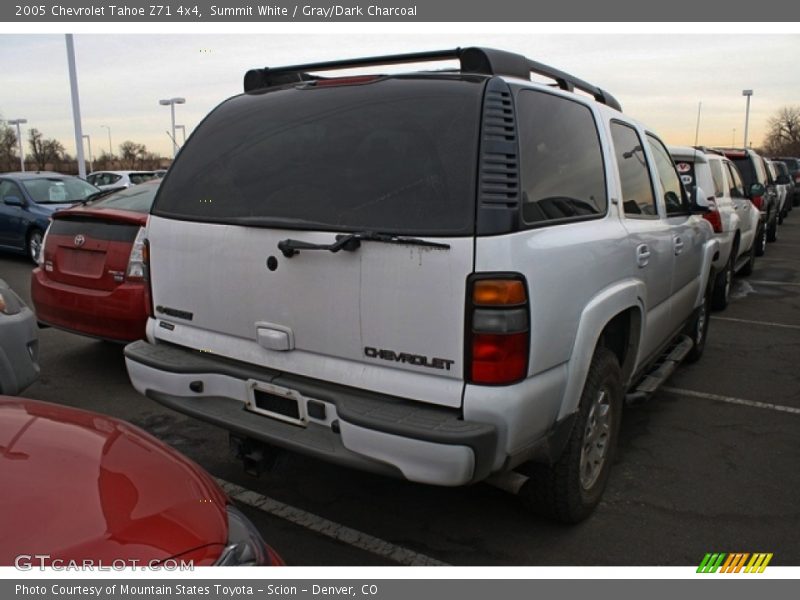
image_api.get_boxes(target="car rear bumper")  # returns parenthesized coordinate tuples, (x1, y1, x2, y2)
(124, 339, 497, 486)
(31, 269, 147, 342)
(0, 307, 40, 395)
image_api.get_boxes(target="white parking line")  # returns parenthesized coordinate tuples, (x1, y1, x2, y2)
(662, 387, 800, 416)
(748, 280, 800, 287)
(711, 316, 800, 331)
(217, 478, 450, 566)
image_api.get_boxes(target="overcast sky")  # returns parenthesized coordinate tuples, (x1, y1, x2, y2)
(1, 32, 799, 160)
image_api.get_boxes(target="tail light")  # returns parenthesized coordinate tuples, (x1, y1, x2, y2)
(751, 195, 764, 210)
(794, 173, 800, 185)
(37, 222, 52, 268)
(126, 227, 148, 280)
(126, 227, 153, 318)
(701, 200, 723, 233)
(466, 276, 530, 385)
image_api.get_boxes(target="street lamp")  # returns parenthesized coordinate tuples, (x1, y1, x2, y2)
(158, 97, 185, 158)
(82, 134, 93, 173)
(742, 89, 753, 149)
(175, 124, 186, 145)
(101, 125, 112, 155)
(8, 118, 27, 172)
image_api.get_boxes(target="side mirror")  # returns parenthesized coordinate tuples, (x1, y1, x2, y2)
(3, 195, 23, 207)
(777, 174, 790, 185)
(689, 186, 710, 213)
(750, 183, 766, 198)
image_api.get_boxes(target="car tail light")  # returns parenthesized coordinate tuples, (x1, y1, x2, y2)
(751, 195, 764, 210)
(702, 201, 723, 233)
(37, 222, 52, 267)
(126, 227, 148, 280)
(466, 276, 529, 385)
(794, 173, 800, 185)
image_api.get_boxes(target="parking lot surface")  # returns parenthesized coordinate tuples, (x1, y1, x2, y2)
(2, 218, 799, 567)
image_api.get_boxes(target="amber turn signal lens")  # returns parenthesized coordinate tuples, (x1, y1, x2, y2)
(473, 279, 526, 306)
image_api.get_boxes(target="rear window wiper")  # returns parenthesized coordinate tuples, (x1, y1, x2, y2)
(278, 231, 450, 258)
(81, 187, 125, 205)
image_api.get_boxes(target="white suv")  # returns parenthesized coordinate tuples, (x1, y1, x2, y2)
(670, 146, 762, 309)
(125, 48, 717, 522)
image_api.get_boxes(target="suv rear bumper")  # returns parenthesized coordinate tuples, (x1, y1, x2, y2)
(124, 340, 497, 486)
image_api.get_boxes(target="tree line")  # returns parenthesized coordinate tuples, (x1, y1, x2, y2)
(0, 118, 167, 173)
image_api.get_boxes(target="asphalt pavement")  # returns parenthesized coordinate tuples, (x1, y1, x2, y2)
(1, 214, 798, 567)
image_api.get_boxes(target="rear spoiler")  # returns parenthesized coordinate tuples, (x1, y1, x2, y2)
(243, 47, 622, 112)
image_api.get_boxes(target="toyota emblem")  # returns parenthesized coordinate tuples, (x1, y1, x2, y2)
(74, 234, 85, 247)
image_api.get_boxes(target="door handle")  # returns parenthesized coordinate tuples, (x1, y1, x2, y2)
(636, 244, 650, 267)
(674, 236, 684, 255)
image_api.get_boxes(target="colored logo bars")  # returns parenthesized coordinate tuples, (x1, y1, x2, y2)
(697, 553, 773, 573)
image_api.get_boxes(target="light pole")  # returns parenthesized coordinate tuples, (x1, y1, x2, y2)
(175, 124, 186, 145)
(82, 134, 93, 173)
(101, 124, 112, 155)
(8, 118, 27, 172)
(742, 89, 753, 149)
(159, 97, 185, 158)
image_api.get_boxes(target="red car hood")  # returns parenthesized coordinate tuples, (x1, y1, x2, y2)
(0, 397, 228, 566)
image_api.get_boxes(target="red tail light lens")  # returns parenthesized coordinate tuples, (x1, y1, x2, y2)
(702, 209, 723, 233)
(471, 333, 528, 384)
(467, 276, 529, 385)
(794, 173, 800, 184)
(751, 195, 764, 210)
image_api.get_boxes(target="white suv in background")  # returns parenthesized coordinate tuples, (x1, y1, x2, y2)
(671, 146, 761, 309)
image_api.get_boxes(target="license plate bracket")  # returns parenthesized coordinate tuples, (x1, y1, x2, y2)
(245, 380, 307, 427)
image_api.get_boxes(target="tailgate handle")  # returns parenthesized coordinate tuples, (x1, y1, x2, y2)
(256, 322, 295, 351)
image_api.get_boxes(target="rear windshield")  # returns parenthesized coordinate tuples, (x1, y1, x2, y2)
(153, 77, 483, 235)
(22, 177, 98, 204)
(731, 157, 756, 189)
(128, 172, 157, 185)
(90, 181, 159, 214)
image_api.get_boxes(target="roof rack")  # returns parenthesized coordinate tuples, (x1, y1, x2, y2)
(693, 145, 725, 157)
(243, 47, 622, 112)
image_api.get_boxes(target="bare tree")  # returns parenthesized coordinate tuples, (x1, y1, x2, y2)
(28, 128, 65, 170)
(763, 106, 800, 157)
(0, 122, 18, 171)
(119, 140, 147, 169)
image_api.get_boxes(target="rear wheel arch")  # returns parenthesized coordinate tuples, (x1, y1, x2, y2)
(597, 307, 641, 388)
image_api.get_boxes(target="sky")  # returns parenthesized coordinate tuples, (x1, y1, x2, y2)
(1, 31, 799, 160)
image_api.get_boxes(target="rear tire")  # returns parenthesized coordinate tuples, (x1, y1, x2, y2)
(738, 239, 756, 277)
(767, 212, 778, 243)
(685, 274, 713, 364)
(519, 347, 622, 524)
(711, 245, 736, 311)
(754, 223, 767, 257)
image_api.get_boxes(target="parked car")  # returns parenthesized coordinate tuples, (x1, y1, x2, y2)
(0, 279, 39, 395)
(124, 47, 718, 523)
(769, 160, 793, 222)
(670, 146, 760, 309)
(0, 172, 100, 262)
(771, 157, 800, 206)
(86, 170, 159, 190)
(31, 181, 159, 342)
(716, 148, 780, 244)
(0, 396, 284, 566)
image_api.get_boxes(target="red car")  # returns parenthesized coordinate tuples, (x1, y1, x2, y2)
(0, 396, 283, 567)
(31, 181, 156, 342)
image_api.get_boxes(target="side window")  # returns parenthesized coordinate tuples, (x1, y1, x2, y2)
(517, 90, 607, 225)
(726, 162, 745, 198)
(610, 122, 656, 217)
(646, 134, 686, 216)
(108, 174, 122, 185)
(0, 180, 23, 203)
(709, 159, 726, 198)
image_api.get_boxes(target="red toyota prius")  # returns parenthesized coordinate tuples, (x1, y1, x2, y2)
(0, 396, 283, 567)
(31, 181, 157, 342)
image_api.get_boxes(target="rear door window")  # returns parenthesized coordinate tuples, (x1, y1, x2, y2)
(153, 77, 484, 236)
(517, 90, 607, 225)
(611, 122, 657, 217)
(646, 135, 686, 216)
(709, 159, 726, 198)
(725, 162, 746, 198)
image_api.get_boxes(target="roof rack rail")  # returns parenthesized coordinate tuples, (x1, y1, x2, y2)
(243, 47, 622, 112)
(693, 145, 725, 157)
